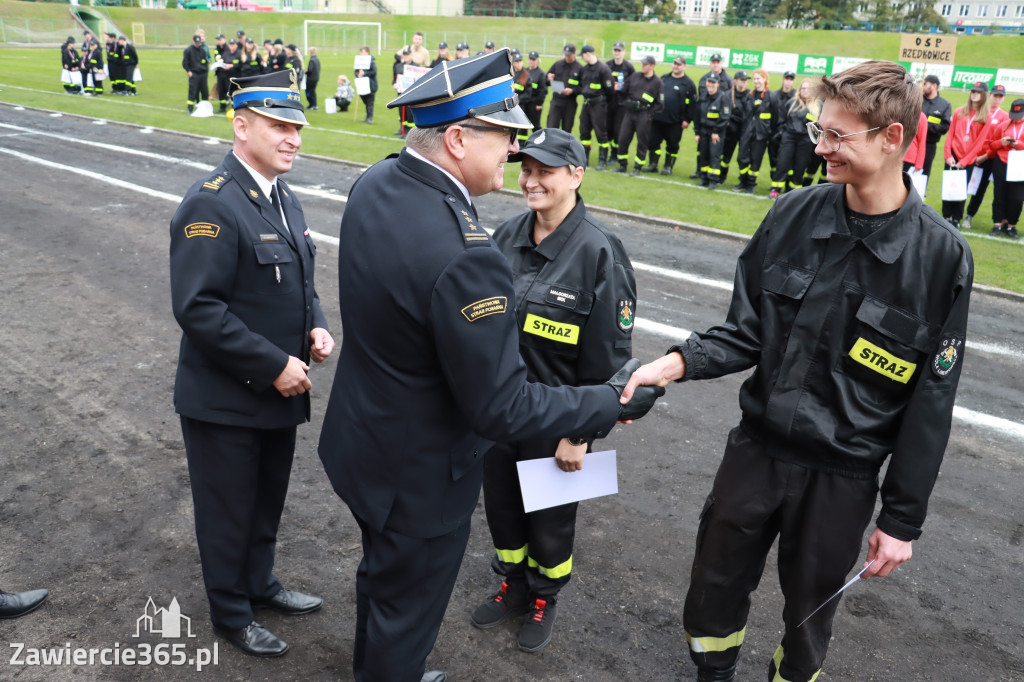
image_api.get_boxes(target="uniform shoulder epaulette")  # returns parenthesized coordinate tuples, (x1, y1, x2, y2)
(201, 172, 231, 193)
(444, 195, 490, 248)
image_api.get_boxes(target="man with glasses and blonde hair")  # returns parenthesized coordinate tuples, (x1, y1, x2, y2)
(618, 60, 973, 682)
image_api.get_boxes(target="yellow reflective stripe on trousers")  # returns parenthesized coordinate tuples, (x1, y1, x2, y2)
(528, 555, 573, 579)
(686, 627, 746, 653)
(495, 545, 528, 565)
(770, 645, 821, 682)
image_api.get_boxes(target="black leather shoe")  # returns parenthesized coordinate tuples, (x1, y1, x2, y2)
(213, 621, 288, 657)
(0, 588, 48, 619)
(421, 672, 446, 682)
(254, 589, 322, 615)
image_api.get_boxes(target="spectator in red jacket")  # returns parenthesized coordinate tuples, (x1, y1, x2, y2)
(942, 87, 988, 229)
(903, 111, 928, 172)
(983, 97, 1024, 238)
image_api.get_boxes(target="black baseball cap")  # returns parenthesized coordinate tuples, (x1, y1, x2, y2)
(511, 51, 522, 62)
(783, 70, 796, 79)
(734, 70, 749, 80)
(528, 51, 540, 60)
(456, 42, 469, 51)
(1009, 99, 1024, 120)
(709, 53, 722, 61)
(707, 73, 721, 83)
(613, 41, 626, 50)
(216, 33, 225, 39)
(401, 47, 411, 55)
(971, 81, 988, 93)
(509, 128, 587, 167)
(236, 30, 246, 37)
(580, 45, 595, 54)
(485, 41, 495, 49)
(641, 56, 656, 66)
(563, 44, 576, 54)
(192, 34, 202, 43)
(105, 32, 116, 38)
(924, 74, 940, 85)
(991, 84, 1006, 96)
(673, 56, 686, 66)
(438, 41, 448, 49)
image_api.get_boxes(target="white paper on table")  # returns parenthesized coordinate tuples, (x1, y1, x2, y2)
(516, 449, 618, 513)
(1006, 149, 1024, 182)
(941, 168, 967, 201)
(967, 165, 984, 195)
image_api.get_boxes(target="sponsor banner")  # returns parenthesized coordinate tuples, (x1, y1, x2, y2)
(899, 34, 957, 65)
(631, 41, 664, 63)
(907, 62, 955, 87)
(761, 51, 799, 74)
(665, 43, 698, 64)
(696, 46, 730, 65)
(951, 65, 998, 90)
(832, 56, 870, 74)
(995, 68, 1024, 94)
(799, 54, 833, 76)
(729, 49, 762, 70)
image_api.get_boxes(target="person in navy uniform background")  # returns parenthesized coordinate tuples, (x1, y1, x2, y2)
(317, 50, 663, 682)
(169, 70, 333, 659)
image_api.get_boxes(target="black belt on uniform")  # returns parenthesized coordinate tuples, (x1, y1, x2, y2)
(583, 94, 606, 105)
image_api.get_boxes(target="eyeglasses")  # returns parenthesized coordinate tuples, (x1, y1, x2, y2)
(456, 124, 518, 144)
(807, 121, 885, 152)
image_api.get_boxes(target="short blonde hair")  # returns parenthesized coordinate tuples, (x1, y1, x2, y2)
(816, 60, 923, 153)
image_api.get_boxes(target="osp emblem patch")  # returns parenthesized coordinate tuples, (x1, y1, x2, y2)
(932, 336, 963, 377)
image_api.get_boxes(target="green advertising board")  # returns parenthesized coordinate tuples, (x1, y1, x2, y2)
(798, 55, 834, 76)
(665, 44, 697, 64)
(951, 65, 998, 89)
(730, 49, 763, 70)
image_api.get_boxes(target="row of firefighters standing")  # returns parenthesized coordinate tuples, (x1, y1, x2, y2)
(513, 46, 823, 193)
(60, 31, 139, 96)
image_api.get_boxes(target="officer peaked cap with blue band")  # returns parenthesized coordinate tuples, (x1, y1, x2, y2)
(387, 49, 532, 129)
(229, 70, 308, 126)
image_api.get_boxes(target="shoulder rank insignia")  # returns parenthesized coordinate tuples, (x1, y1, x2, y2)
(459, 209, 489, 243)
(202, 175, 228, 192)
(249, 189, 259, 199)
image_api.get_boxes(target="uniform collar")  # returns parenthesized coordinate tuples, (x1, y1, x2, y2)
(405, 147, 472, 206)
(511, 197, 587, 260)
(811, 174, 917, 264)
(232, 150, 278, 202)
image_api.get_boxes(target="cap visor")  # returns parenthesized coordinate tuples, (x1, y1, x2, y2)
(507, 145, 573, 166)
(247, 106, 309, 126)
(475, 105, 533, 129)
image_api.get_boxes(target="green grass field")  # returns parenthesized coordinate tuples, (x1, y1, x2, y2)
(2, 0, 1021, 291)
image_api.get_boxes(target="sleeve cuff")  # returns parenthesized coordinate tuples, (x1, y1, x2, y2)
(875, 511, 922, 542)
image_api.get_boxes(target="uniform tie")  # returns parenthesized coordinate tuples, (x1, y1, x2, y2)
(270, 184, 284, 222)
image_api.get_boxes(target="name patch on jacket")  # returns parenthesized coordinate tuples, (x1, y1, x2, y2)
(545, 286, 579, 309)
(524, 314, 579, 345)
(849, 338, 916, 384)
(461, 296, 507, 322)
(184, 222, 220, 239)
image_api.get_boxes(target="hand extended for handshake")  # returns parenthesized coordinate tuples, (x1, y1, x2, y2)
(605, 358, 667, 422)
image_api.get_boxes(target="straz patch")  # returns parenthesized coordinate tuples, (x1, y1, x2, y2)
(461, 296, 507, 322)
(617, 299, 635, 332)
(932, 336, 963, 377)
(848, 337, 916, 384)
(184, 222, 220, 239)
(545, 286, 579, 309)
(524, 314, 580, 345)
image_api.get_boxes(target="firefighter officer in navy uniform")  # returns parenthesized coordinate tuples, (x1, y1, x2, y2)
(169, 69, 333, 659)
(546, 44, 583, 133)
(576, 45, 614, 169)
(316, 49, 664, 682)
(695, 73, 730, 188)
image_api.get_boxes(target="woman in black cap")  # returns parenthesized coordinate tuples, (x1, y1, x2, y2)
(470, 128, 637, 654)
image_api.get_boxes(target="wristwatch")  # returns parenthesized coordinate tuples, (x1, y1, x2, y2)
(567, 437, 587, 447)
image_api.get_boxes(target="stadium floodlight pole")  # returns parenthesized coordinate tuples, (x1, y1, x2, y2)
(303, 20, 382, 57)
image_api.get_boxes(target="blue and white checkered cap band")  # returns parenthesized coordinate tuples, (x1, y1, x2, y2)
(410, 78, 515, 127)
(232, 88, 303, 109)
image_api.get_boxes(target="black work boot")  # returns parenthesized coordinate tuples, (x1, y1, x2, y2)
(582, 146, 591, 168)
(596, 147, 608, 171)
(611, 159, 628, 173)
(696, 665, 736, 682)
(629, 164, 641, 176)
(470, 581, 528, 628)
(517, 598, 557, 652)
(660, 158, 675, 175)
(642, 153, 659, 172)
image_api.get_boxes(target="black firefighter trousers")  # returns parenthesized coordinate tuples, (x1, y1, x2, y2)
(684, 427, 877, 682)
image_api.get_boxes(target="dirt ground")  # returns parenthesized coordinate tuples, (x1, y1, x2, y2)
(0, 104, 1022, 681)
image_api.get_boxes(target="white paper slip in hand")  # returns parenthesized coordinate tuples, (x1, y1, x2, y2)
(516, 450, 618, 513)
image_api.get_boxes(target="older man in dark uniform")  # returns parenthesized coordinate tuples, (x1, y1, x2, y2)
(169, 70, 333, 659)
(317, 50, 663, 682)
